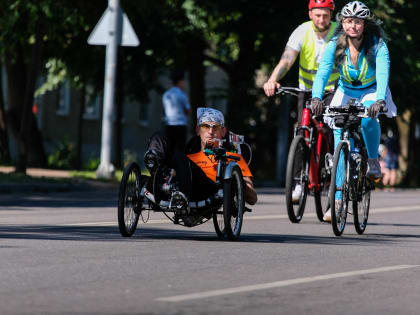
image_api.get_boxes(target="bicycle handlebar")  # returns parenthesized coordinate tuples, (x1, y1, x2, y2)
(323, 104, 388, 118)
(275, 87, 310, 97)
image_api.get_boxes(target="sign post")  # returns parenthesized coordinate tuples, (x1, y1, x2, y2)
(88, 0, 139, 179)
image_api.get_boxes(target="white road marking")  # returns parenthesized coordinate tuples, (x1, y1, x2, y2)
(156, 265, 419, 302)
(59, 204, 420, 227)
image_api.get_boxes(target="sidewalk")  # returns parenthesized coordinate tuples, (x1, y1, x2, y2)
(0, 166, 72, 178)
(0, 166, 118, 194)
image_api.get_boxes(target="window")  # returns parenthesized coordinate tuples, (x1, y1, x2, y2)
(83, 85, 101, 120)
(56, 80, 70, 116)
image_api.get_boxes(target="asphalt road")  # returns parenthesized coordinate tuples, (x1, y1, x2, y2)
(1, 187, 420, 315)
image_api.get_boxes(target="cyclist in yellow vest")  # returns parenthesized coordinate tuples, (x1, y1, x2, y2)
(264, 0, 338, 202)
(264, 0, 339, 122)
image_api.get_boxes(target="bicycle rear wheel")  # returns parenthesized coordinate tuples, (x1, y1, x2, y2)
(285, 135, 309, 223)
(329, 141, 350, 236)
(118, 162, 143, 237)
(353, 177, 371, 234)
(315, 145, 331, 222)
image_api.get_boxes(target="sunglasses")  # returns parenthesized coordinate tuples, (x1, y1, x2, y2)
(199, 123, 223, 132)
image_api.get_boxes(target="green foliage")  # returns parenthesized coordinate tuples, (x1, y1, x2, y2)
(35, 58, 67, 96)
(47, 138, 77, 170)
(82, 156, 100, 171)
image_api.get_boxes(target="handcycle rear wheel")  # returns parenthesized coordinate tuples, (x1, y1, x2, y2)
(285, 135, 309, 223)
(118, 162, 143, 237)
(222, 165, 245, 241)
(353, 176, 371, 234)
(329, 141, 350, 236)
(213, 210, 225, 239)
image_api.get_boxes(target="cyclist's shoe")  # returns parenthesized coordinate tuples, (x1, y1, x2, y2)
(367, 158, 382, 180)
(323, 209, 331, 223)
(292, 184, 302, 204)
(170, 191, 190, 215)
(144, 149, 158, 174)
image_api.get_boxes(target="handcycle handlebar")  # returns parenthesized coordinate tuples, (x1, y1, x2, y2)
(204, 148, 241, 161)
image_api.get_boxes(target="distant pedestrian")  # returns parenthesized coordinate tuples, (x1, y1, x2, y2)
(382, 129, 400, 188)
(162, 70, 191, 152)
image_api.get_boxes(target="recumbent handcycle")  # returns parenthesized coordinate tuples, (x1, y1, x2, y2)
(117, 132, 252, 241)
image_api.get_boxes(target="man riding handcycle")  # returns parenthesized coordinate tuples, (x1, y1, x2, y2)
(118, 107, 257, 241)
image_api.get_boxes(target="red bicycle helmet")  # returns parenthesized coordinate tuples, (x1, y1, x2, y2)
(309, 0, 335, 10)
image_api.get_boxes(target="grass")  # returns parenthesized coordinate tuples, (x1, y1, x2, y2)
(70, 170, 123, 182)
(0, 167, 149, 185)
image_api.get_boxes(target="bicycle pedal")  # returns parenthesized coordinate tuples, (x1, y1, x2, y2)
(244, 207, 252, 212)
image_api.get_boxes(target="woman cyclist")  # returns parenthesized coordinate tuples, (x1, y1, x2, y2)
(310, 1, 397, 221)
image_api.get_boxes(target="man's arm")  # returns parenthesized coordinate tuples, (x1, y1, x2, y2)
(244, 176, 257, 205)
(263, 47, 299, 97)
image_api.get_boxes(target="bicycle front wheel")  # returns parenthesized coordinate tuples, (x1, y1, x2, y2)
(223, 166, 245, 241)
(118, 162, 142, 237)
(285, 135, 309, 223)
(353, 177, 371, 234)
(329, 141, 350, 236)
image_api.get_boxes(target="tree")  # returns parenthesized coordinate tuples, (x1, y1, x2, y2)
(0, 0, 103, 173)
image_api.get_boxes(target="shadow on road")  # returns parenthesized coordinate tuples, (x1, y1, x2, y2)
(0, 191, 117, 209)
(1, 225, 416, 245)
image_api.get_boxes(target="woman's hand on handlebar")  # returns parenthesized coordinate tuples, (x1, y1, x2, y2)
(368, 99, 386, 118)
(263, 81, 281, 97)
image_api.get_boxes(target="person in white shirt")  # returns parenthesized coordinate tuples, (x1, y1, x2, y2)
(162, 70, 191, 152)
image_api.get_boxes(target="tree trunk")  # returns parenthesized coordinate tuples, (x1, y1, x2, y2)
(405, 109, 420, 186)
(0, 60, 11, 163)
(187, 38, 206, 130)
(15, 21, 45, 173)
(76, 83, 86, 169)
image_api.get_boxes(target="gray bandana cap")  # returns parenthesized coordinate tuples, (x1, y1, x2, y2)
(197, 107, 225, 126)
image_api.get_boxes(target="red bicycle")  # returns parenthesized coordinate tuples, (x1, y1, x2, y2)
(278, 87, 333, 223)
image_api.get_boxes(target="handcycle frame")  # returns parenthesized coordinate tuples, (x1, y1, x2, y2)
(117, 141, 248, 241)
(277, 87, 332, 223)
(324, 100, 386, 236)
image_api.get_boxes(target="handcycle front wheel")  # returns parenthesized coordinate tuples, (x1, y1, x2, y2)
(285, 135, 309, 223)
(353, 176, 371, 234)
(118, 162, 144, 237)
(329, 141, 350, 236)
(221, 165, 245, 241)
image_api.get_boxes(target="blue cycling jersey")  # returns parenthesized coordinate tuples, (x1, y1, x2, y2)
(312, 37, 390, 101)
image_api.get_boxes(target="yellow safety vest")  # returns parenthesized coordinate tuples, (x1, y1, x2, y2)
(341, 54, 376, 87)
(299, 21, 339, 90)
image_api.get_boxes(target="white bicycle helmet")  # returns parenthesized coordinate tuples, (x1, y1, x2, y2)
(341, 1, 371, 19)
